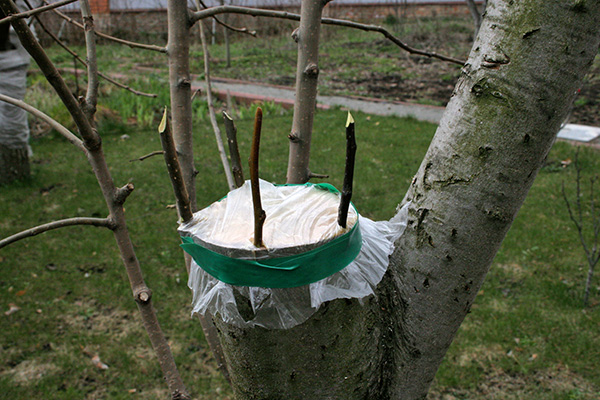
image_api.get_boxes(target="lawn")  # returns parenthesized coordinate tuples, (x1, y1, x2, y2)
(1, 21, 600, 399)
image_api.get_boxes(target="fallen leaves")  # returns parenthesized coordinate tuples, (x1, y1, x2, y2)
(4, 304, 20, 316)
(91, 355, 109, 370)
(81, 346, 110, 370)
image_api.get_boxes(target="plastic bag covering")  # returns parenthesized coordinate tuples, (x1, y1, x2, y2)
(182, 180, 409, 329)
(0, 0, 31, 151)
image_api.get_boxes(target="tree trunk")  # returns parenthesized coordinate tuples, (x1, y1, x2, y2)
(215, 1, 600, 398)
(0, 143, 29, 184)
(286, 0, 328, 184)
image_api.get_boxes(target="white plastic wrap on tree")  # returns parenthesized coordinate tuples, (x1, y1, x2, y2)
(182, 180, 409, 329)
(0, 0, 31, 151)
(180, 180, 358, 256)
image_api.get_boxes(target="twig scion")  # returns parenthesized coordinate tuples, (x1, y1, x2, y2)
(250, 107, 266, 248)
(338, 112, 357, 228)
(158, 108, 194, 223)
(223, 111, 245, 188)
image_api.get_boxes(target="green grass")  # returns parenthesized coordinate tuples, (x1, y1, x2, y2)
(2, 71, 438, 397)
(42, 15, 471, 107)
(3, 86, 600, 399)
(2, 23, 600, 398)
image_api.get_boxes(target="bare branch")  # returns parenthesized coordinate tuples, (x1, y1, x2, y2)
(200, 22, 236, 190)
(562, 149, 600, 307)
(189, 6, 464, 65)
(0, 217, 113, 249)
(130, 150, 165, 162)
(114, 182, 135, 205)
(80, 0, 99, 120)
(197, 0, 256, 37)
(190, 88, 201, 102)
(158, 108, 194, 223)
(1, 0, 100, 149)
(338, 112, 357, 228)
(308, 172, 329, 179)
(223, 111, 244, 188)
(250, 107, 266, 248)
(0, 93, 86, 152)
(0, 0, 77, 26)
(25, 5, 157, 98)
(0, 4, 191, 396)
(49, 5, 167, 53)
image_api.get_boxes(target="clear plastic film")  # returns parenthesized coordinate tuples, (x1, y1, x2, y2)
(0, 0, 32, 151)
(182, 180, 409, 329)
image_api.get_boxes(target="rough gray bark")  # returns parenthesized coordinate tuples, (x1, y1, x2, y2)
(215, 1, 600, 398)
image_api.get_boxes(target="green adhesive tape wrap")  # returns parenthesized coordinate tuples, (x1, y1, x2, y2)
(180, 183, 362, 288)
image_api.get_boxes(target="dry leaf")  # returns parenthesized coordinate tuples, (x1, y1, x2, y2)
(5, 304, 20, 316)
(91, 355, 109, 370)
(15, 290, 26, 297)
(128, 389, 137, 394)
(529, 354, 538, 361)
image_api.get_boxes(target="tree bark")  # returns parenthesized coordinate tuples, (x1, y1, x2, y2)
(0, 143, 29, 184)
(215, 1, 600, 398)
(167, 0, 196, 208)
(286, 0, 328, 183)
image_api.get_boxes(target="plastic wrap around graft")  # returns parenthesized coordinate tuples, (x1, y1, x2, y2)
(181, 180, 409, 329)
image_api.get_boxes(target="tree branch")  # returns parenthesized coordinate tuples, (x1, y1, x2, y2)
(114, 182, 135, 205)
(80, 0, 99, 120)
(189, 5, 464, 65)
(286, 0, 326, 183)
(308, 172, 329, 179)
(200, 22, 236, 190)
(158, 108, 193, 224)
(223, 111, 244, 188)
(0, 3, 191, 397)
(0, 217, 113, 249)
(24, 3, 157, 98)
(197, 0, 256, 37)
(250, 107, 266, 248)
(49, 5, 167, 53)
(0, 93, 86, 152)
(0, 0, 77, 26)
(130, 150, 165, 162)
(338, 112, 356, 228)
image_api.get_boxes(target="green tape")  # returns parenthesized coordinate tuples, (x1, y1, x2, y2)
(180, 183, 362, 288)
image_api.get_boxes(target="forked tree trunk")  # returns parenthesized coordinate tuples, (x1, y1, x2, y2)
(215, 1, 600, 398)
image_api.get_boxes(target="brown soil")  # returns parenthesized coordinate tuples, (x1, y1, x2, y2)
(316, 34, 600, 127)
(324, 59, 600, 127)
